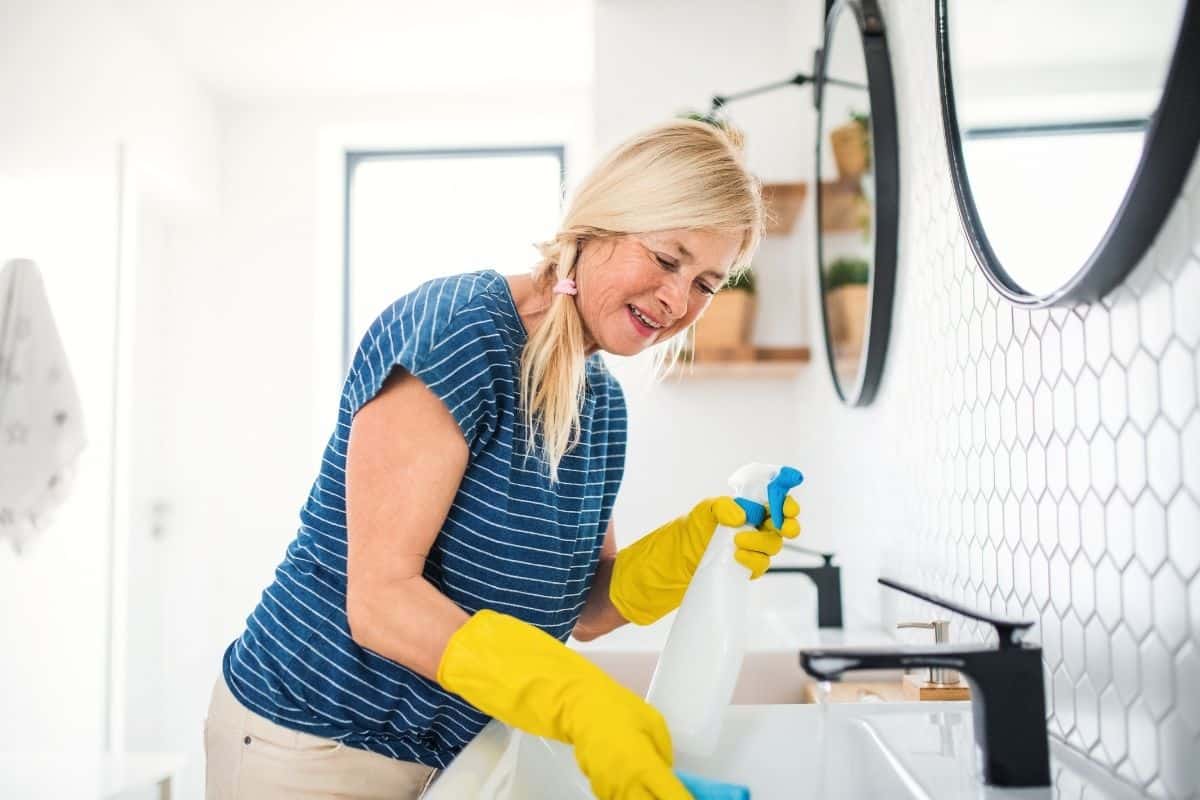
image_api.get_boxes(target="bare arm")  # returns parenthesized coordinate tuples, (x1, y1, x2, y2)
(344, 369, 471, 682)
(571, 519, 631, 641)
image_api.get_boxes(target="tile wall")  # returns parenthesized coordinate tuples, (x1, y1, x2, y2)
(874, 3, 1200, 796)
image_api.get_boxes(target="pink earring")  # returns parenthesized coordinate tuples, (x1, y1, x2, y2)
(552, 278, 578, 296)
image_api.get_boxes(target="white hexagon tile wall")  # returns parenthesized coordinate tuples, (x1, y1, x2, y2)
(871, 2, 1200, 798)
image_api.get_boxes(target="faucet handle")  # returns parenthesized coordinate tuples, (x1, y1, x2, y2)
(880, 577, 1034, 649)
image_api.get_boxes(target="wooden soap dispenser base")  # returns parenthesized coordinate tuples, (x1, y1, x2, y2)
(901, 672, 971, 701)
(896, 619, 972, 701)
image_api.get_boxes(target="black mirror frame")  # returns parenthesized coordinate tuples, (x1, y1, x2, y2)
(936, 0, 1200, 309)
(815, 0, 900, 406)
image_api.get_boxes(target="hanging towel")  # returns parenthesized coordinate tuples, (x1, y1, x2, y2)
(0, 258, 86, 553)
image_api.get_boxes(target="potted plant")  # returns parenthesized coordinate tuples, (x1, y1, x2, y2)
(678, 109, 723, 126)
(821, 112, 871, 235)
(693, 268, 757, 360)
(823, 257, 870, 355)
(829, 110, 871, 181)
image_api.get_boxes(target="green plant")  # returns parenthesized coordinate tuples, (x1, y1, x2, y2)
(825, 257, 869, 290)
(679, 109, 720, 126)
(723, 267, 756, 294)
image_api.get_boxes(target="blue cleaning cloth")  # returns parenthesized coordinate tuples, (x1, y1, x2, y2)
(676, 769, 751, 799)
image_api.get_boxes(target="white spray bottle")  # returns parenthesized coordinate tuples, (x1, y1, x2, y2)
(644, 462, 804, 757)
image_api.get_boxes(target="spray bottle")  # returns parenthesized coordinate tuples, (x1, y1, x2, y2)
(644, 462, 804, 758)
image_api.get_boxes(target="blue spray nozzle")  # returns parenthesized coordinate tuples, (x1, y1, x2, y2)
(727, 462, 803, 530)
(733, 497, 766, 528)
(766, 466, 804, 529)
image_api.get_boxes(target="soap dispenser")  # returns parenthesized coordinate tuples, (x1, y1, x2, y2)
(896, 620, 971, 701)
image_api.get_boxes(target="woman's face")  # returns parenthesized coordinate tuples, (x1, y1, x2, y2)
(573, 228, 743, 356)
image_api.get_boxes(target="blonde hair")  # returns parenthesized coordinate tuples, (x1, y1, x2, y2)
(521, 118, 765, 479)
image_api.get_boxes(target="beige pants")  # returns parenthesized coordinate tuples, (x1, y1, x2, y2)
(204, 676, 439, 799)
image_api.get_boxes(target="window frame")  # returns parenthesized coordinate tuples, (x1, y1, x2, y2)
(342, 145, 566, 371)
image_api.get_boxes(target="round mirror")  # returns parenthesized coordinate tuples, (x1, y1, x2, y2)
(937, 0, 1200, 306)
(815, 0, 899, 405)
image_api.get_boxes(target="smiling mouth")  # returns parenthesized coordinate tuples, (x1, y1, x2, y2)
(628, 304, 664, 330)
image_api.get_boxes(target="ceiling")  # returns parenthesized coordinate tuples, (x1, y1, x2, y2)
(113, 0, 594, 102)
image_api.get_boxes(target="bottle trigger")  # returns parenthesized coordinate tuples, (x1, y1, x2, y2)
(766, 467, 804, 529)
(733, 498, 766, 528)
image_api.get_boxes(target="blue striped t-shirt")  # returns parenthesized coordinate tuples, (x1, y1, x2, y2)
(221, 269, 627, 767)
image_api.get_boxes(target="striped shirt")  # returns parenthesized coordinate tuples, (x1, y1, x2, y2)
(221, 269, 627, 767)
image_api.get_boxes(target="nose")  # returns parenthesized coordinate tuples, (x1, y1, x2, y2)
(654, 272, 689, 322)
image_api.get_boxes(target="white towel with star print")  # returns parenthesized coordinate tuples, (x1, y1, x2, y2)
(0, 258, 86, 553)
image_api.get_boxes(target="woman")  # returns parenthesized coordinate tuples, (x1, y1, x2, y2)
(204, 118, 801, 799)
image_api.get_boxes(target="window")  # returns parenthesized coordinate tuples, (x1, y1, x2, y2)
(344, 147, 564, 366)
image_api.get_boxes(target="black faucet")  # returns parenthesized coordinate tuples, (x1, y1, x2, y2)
(764, 543, 843, 629)
(797, 577, 1050, 788)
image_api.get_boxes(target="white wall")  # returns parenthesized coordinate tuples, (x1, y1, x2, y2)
(4, 7, 592, 798)
(0, 0, 220, 757)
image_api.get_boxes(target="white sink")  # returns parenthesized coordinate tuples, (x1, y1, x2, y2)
(674, 704, 908, 798)
(424, 706, 886, 800)
(426, 703, 1145, 799)
(837, 703, 1146, 800)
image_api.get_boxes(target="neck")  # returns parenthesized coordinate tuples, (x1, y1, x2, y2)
(506, 271, 599, 355)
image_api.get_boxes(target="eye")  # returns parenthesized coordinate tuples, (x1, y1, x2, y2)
(654, 250, 714, 295)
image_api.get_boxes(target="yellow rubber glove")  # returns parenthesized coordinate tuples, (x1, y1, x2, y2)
(609, 495, 802, 625)
(437, 610, 690, 800)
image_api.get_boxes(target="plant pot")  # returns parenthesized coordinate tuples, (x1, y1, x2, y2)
(824, 283, 869, 356)
(829, 122, 868, 181)
(694, 290, 756, 356)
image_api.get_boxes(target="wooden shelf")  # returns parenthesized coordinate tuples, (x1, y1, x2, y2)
(664, 346, 812, 379)
(762, 182, 809, 235)
(819, 179, 867, 233)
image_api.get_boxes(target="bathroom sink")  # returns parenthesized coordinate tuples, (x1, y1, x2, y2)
(674, 704, 907, 798)
(723, 703, 1146, 799)
(424, 705, 900, 799)
(838, 702, 1146, 800)
(427, 703, 1145, 799)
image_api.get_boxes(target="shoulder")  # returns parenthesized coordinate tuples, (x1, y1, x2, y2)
(369, 267, 520, 371)
(381, 270, 518, 340)
(346, 270, 521, 436)
(354, 271, 524, 372)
